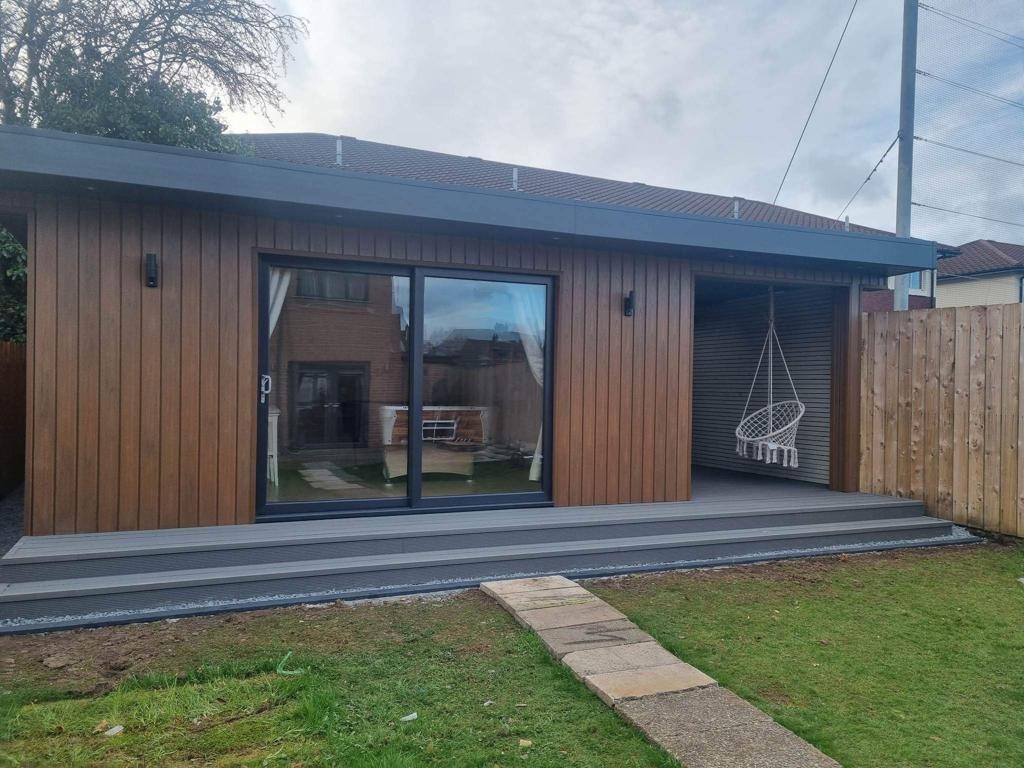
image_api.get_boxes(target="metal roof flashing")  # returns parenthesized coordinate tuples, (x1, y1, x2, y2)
(0, 126, 935, 273)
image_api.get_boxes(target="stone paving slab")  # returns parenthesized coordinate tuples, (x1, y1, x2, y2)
(618, 688, 837, 766)
(492, 586, 595, 612)
(513, 601, 626, 631)
(562, 640, 681, 678)
(616, 686, 775, 732)
(535, 619, 655, 659)
(480, 576, 840, 767)
(584, 662, 716, 706)
(480, 575, 576, 596)
(653, 719, 839, 768)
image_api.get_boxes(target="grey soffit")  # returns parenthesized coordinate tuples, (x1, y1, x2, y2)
(0, 126, 935, 273)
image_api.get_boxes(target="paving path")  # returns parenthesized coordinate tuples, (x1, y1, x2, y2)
(481, 575, 839, 768)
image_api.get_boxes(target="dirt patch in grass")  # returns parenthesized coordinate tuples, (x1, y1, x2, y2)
(0, 589, 674, 767)
(0, 590, 491, 696)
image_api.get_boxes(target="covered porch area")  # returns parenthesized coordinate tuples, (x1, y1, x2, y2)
(0, 467, 971, 633)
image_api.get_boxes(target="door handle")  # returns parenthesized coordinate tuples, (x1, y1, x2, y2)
(260, 374, 272, 404)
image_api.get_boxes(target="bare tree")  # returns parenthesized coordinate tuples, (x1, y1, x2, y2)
(0, 0, 307, 125)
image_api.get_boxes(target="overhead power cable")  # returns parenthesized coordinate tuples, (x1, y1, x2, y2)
(915, 135, 1024, 169)
(912, 201, 1024, 229)
(918, 2, 1024, 50)
(772, 0, 859, 205)
(917, 70, 1024, 111)
(834, 133, 899, 222)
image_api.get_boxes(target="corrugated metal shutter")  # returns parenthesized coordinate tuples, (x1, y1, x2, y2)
(692, 286, 832, 484)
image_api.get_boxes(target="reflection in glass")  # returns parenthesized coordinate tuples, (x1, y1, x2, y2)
(266, 267, 410, 502)
(421, 277, 547, 497)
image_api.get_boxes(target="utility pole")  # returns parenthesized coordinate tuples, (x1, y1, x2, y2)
(893, 0, 918, 311)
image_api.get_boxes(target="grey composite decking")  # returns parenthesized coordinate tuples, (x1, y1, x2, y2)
(0, 469, 976, 633)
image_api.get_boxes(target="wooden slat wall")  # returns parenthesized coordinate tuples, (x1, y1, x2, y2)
(860, 304, 1024, 537)
(23, 194, 260, 534)
(18, 190, 867, 534)
(20, 193, 696, 533)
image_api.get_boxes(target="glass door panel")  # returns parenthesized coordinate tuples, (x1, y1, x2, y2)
(420, 276, 548, 497)
(265, 265, 410, 502)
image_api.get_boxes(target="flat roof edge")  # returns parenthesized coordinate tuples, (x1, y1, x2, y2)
(0, 126, 936, 271)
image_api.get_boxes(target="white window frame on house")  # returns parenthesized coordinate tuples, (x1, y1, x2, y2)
(887, 269, 934, 299)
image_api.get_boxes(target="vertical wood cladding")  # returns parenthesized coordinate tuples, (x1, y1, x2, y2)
(860, 304, 1023, 537)
(11, 189, 866, 534)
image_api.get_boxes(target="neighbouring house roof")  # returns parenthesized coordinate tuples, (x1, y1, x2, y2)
(937, 240, 1024, 278)
(238, 133, 890, 237)
(0, 125, 937, 274)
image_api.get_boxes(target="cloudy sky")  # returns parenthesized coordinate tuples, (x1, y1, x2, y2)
(224, 0, 1022, 245)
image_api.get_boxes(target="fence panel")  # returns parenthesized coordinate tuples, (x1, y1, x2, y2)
(0, 341, 26, 498)
(860, 305, 1022, 536)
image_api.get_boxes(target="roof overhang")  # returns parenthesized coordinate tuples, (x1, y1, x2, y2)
(0, 126, 935, 274)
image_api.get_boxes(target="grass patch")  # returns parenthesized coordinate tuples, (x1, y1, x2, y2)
(0, 592, 673, 767)
(589, 542, 1024, 768)
(268, 459, 539, 503)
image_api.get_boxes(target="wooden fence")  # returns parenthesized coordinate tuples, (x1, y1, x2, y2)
(860, 304, 1023, 537)
(0, 341, 26, 497)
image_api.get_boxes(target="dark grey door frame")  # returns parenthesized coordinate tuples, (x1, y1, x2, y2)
(255, 253, 556, 522)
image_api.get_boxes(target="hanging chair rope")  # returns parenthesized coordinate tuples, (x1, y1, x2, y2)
(740, 322, 772, 423)
(772, 325, 800, 403)
(735, 287, 806, 468)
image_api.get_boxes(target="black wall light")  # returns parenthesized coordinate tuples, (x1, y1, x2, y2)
(144, 253, 159, 288)
(623, 289, 635, 317)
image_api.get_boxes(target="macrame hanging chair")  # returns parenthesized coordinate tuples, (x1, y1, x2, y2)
(735, 287, 806, 468)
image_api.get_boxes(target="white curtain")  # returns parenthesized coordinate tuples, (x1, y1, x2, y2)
(268, 268, 292, 337)
(511, 285, 546, 482)
(265, 268, 292, 485)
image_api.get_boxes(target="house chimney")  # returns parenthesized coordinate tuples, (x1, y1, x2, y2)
(512, 167, 520, 191)
(732, 197, 741, 219)
(844, 215, 850, 232)
(336, 137, 343, 166)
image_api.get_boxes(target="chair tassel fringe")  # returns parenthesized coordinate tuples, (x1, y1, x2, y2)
(736, 440, 798, 469)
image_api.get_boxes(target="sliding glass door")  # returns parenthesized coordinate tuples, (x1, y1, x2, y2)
(421, 276, 547, 498)
(262, 264, 410, 504)
(258, 258, 552, 518)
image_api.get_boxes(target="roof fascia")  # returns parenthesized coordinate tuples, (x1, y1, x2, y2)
(0, 126, 935, 272)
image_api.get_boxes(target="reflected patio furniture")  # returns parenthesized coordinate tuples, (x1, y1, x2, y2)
(379, 405, 488, 481)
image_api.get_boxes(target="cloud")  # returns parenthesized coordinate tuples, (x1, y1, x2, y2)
(224, 0, 1020, 244)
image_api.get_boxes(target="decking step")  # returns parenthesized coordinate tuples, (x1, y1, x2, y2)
(0, 515, 973, 633)
(0, 496, 928, 582)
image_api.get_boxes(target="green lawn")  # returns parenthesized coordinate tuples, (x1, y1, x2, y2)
(590, 542, 1024, 768)
(268, 459, 537, 503)
(0, 592, 672, 768)
(1, 543, 1020, 767)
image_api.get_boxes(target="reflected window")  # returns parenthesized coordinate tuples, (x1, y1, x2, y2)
(421, 277, 547, 497)
(266, 266, 409, 503)
(296, 269, 370, 302)
(289, 363, 369, 448)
